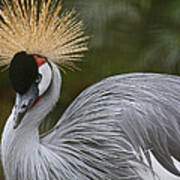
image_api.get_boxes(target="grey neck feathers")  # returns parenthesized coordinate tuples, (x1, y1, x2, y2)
(27, 62, 62, 127)
(1, 63, 61, 180)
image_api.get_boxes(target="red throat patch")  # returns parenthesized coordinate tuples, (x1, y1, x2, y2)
(34, 55, 46, 67)
(30, 95, 43, 109)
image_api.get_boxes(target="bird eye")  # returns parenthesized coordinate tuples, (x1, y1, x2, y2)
(35, 73, 42, 84)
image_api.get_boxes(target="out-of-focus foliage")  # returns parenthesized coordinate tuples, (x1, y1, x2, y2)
(0, 0, 180, 178)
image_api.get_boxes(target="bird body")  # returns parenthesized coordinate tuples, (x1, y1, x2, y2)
(0, 0, 180, 180)
(2, 64, 180, 179)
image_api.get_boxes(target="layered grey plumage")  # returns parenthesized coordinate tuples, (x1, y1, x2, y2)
(1, 0, 179, 179)
(2, 62, 180, 180)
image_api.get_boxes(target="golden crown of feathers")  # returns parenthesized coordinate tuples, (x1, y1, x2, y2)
(0, 0, 88, 70)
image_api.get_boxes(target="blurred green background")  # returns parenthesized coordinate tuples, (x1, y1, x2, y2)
(0, 0, 180, 178)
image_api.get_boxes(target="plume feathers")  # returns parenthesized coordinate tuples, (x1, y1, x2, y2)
(0, 0, 88, 70)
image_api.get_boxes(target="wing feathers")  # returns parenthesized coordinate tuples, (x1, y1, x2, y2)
(41, 73, 180, 179)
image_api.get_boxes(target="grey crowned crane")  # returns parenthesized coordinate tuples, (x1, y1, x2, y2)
(0, 0, 180, 180)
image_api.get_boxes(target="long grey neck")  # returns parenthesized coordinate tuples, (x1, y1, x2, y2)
(1, 63, 61, 179)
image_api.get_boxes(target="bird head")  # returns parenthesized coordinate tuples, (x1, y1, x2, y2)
(9, 52, 53, 128)
(0, 0, 88, 128)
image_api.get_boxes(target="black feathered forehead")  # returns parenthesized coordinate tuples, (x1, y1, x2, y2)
(9, 52, 38, 95)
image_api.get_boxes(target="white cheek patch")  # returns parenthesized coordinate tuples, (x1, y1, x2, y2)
(38, 63, 52, 96)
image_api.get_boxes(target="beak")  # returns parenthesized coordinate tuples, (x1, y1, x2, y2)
(13, 83, 38, 129)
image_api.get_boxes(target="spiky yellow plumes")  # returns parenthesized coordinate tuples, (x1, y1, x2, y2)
(0, 0, 88, 70)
